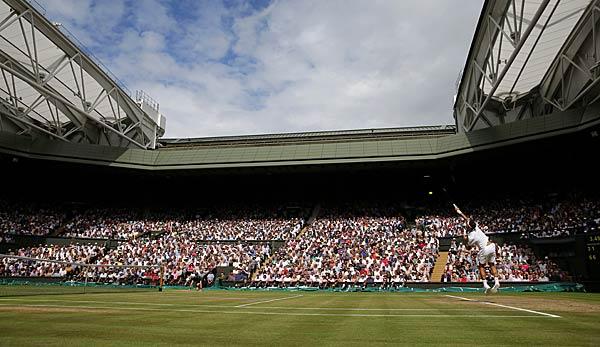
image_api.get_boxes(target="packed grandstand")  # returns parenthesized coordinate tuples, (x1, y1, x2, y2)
(1, 193, 596, 288)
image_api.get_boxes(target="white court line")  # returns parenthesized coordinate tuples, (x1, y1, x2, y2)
(228, 306, 479, 311)
(444, 295, 561, 318)
(235, 294, 304, 307)
(0, 298, 488, 311)
(0, 297, 251, 309)
(444, 295, 476, 301)
(0, 303, 553, 318)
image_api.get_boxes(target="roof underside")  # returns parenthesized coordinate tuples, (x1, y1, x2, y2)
(0, 0, 165, 149)
(489, 0, 589, 99)
(0, 1, 130, 127)
(453, 0, 600, 133)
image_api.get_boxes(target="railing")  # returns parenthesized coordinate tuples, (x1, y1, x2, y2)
(135, 90, 160, 112)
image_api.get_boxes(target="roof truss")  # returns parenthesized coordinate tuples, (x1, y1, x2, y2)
(0, 0, 165, 148)
(454, 0, 594, 133)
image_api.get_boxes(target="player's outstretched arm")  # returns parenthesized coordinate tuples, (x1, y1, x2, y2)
(453, 203, 469, 221)
(453, 203, 471, 243)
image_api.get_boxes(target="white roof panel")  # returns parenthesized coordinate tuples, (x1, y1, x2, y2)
(484, 0, 589, 99)
(0, 0, 130, 126)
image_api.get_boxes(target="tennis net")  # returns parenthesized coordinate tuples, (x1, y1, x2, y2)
(0, 254, 163, 296)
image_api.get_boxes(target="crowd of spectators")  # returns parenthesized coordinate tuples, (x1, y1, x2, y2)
(3, 195, 597, 241)
(0, 200, 65, 237)
(0, 202, 301, 286)
(2, 205, 444, 287)
(0, 240, 270, 286)
(442, 240, 568, 282)
(417, 196, 600, 238)
(0, 199, 305, 241)
(0, 196, 585, 286)
(254, 207, 439, 287)
(62, 208, 150, 240)
(60, 206, 305, 241)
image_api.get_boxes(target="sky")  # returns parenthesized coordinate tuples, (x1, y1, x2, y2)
(34, 0, 483, 138)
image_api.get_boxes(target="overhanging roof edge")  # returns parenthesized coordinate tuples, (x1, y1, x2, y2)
(0, 107, 597, 170)
(160, 125, 457, 145)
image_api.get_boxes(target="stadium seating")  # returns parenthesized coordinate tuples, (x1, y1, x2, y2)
(63, 206, 305, 240)
(3, 196, 598, 240)
(443, 240, 568, 282)
(416, 195, 600, 238)
(1, 242, 270, 286)
(253, 206, 438, 287)
(0, 199, 66, 236)
(1, 197, 587, 286)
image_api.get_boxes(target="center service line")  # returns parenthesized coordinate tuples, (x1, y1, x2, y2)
(444, 294, 561, 318)
(235, 294, 304, 307)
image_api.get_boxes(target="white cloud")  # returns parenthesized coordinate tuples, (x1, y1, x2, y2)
(131, 0, 176, 33)
(35, 0, 482, 138)
(40, 0, 92, 22)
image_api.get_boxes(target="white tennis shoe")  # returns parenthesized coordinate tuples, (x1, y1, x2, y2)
(490, 279, 500, 294)
(483, 279, 491, 294)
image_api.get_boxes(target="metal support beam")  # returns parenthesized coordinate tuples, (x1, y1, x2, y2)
(466, 0, 551, 131)
(541, 1, 600, 111)
(454, 0, 597, 134)
(0, 0, 165, 148)
(0, 52, 148, 148)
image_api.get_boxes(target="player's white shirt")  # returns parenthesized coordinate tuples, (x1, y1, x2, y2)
(467, 224, 489, 249)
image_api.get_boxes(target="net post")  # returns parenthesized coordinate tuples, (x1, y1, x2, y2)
(83, 263, 89, 294)
(159, 263, 164, 292)
(0, 254, 162, 295)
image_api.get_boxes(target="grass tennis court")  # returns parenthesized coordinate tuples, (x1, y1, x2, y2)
(0, 290, 599, 346)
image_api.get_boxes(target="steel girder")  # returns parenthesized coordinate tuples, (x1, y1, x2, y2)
(454, 0, 554, 133)
(540, 0, 600, 112)
(0, 0, 165, 149)
(454, 0, 600, 134)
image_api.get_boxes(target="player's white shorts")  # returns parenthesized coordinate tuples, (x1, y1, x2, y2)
(477, 243, 496, 265)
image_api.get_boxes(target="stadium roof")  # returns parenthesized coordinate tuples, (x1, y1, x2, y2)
(1, 105, 598, 170)
(0, 0, 165, 148)
(160, 125, 456, 148)
(454, 0, 596, 132)
(485, 0, 587, 97)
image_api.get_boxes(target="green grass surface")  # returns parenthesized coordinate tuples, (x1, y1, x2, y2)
(0, 289, 599, 346)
